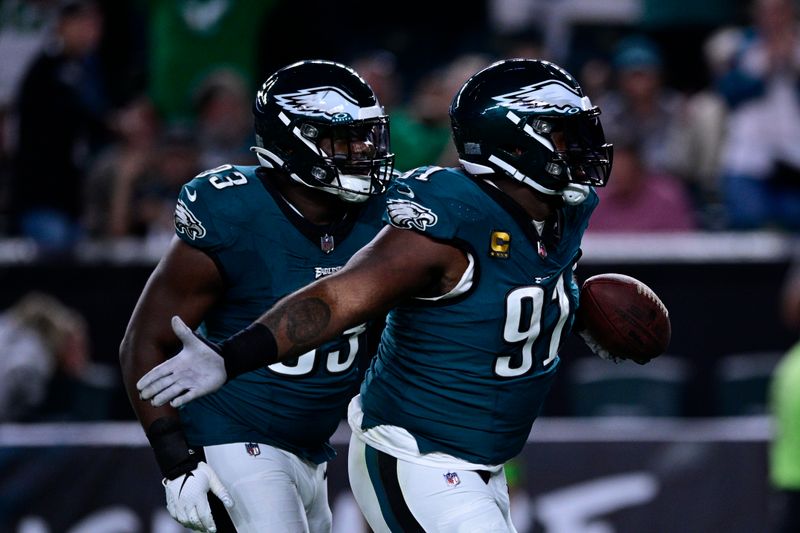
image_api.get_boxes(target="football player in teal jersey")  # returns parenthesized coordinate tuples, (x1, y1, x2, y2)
(120, 60, 394, 533)
(137, 58, 613, 532)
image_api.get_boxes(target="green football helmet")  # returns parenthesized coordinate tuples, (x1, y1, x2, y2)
(252, 60, 394, 203)
(450, 58, 612, 202)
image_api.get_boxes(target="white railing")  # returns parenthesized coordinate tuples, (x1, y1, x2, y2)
(0, 231, 798, 265)
(0, 417, 772, 447)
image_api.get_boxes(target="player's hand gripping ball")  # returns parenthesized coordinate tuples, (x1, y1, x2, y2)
(576, 273, 671, 364)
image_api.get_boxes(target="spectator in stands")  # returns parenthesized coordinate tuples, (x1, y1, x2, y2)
(586, 137, 698, 233)
(578, 56, 614, 109)
(492, 26, 545, 61)
(85, 116, 198, 251)
(193, 69, 253, 170)
(146, 0, 275, 123)
(670, 27, 741, 229)
(599, 35, 686, 179)
(83, 95, 162, 239)
(0, 291, 95, 422)
(129, 125, 201, 251)
(0, 1, 58, 115)
(769, 259, 800, 532)
(716, 0, 800, 232)
(9, 0, 111, 252)
(349, 49, 404, 113)
(389, 67, 452, 172)
(0, 1, 60, 233)
(391, 53, 494, 171)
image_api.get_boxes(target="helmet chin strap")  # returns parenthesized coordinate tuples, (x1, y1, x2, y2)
(251, 146, 277, 168)
(286, 173, 370, 203)
(253, 145, 370, 203)
(561, 183, 590, 205)
(323, 174, 371, 203)
(560, 166, 590, 205)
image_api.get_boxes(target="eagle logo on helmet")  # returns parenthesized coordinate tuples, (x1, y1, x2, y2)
(493, 80, 585, 114)
(272, 86, 360, 120)
(174, 199, 206, 240)
(386, 199, 438, 231)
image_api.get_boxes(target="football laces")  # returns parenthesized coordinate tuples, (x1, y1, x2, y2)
(635, 283, 668, 317)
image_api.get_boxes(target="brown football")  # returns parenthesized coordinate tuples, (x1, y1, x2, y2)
(577, 273, 671, 364)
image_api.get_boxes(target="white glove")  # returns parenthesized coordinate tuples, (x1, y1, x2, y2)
(137, 316, 227, 408)
(163, 461, 234, 532)
(578, 329, 621, 363)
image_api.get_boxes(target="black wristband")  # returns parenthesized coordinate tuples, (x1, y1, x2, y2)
(219, 322, 279, 379)
(146, 417, 200, 480)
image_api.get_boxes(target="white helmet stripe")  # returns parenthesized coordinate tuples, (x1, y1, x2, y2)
(262, 148, 284, 165)
(506, 111, 554, 152)
(251, 146, 282, 168)
(522, 123, 554, 151)
(459, 159, 493, 175)
(293, 126, 325, 155)
(487, 155, 560, 196)
(357, 104, 385, 119)
(465, 157, 588, 203)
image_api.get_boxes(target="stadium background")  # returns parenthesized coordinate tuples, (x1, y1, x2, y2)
(1, 0, 799, 531)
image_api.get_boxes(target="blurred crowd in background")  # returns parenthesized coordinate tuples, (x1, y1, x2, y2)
(2, 3, 800, 528)
(1, 0, 800, 257)
(2, 0, 800, 423)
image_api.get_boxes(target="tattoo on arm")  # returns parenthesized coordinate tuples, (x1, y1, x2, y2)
(267, 297, 332, 348)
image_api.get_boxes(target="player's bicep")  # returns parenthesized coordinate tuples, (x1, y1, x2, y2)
(261, 225, 462, 358)
(121, 237, 224, 360)
(338, 225, 463, 306)
(321, 226, 462, 322)
(119, 237, 226, 425)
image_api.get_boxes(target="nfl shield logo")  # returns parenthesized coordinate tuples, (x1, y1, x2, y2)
(245, 442, 261, 457)
(320, 234, 335, 254)
(443, 471, 461, 487)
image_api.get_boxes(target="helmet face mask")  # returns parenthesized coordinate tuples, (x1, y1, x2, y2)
(450, 59, 612, 199)
(253, 60, 394, 203)
(511, 108, 611, 187)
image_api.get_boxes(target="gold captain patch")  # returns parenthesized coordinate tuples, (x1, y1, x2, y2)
(489, 231, 510, 258)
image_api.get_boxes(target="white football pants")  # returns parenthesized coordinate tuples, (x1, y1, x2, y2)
(347, 434, 517, 533)
(204, 442, 331, 533)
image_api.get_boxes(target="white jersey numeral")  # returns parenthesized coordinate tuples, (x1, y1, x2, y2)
(197, 164, 249, 189)
(495, 274, 569, 377)
(268, 323, 365, 376)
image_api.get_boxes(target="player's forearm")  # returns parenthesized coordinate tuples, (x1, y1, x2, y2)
(264, 286, 373, 357)
(220, 277, 380, 377)
(120, 336, 181, 428)
(121, 338, 198, 478)
(218, 234, 423, 377)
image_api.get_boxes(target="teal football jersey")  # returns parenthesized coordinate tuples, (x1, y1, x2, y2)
(174, 164, 385, 464)
(360, 166, 598, 465)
